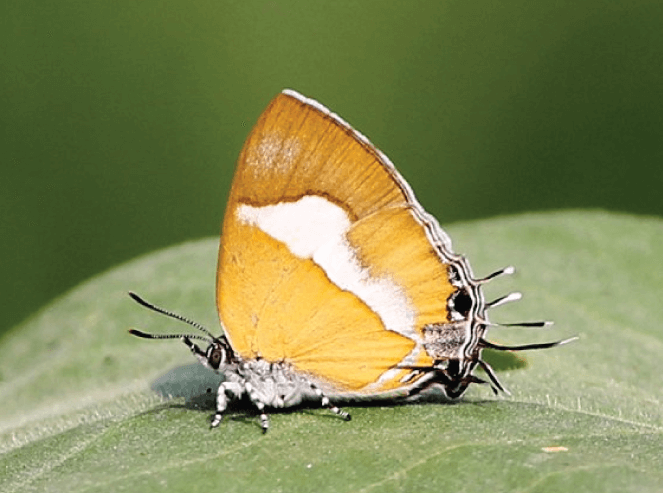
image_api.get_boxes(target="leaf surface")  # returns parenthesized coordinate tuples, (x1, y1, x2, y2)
(1, 211, 661, 493)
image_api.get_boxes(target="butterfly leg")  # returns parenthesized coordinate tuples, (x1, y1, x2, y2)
(400, 367, 496, 401)
(211, 380, 245, 428)
(310, 384, 351, 421)
(256, 402, 270, 434)
(244, 382, 271, 433)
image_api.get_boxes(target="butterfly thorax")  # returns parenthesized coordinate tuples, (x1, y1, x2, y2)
(220, 358, 321, 409)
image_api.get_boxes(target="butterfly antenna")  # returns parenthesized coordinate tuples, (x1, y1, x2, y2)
(128, 329, 211, 342)
(128, 291, 217, 341)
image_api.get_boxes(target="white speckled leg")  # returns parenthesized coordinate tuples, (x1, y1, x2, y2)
(244, 382, 271, 433)
(313, 385, 351, 421)
(255, 402, 269, 434)
(211, 381, 245, 428)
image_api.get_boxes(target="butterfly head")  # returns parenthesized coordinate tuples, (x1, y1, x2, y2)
(127, 291, 240, 371)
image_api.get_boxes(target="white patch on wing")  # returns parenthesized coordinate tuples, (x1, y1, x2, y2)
(236, 196, 418, 342)
(237, 195, 350, 258)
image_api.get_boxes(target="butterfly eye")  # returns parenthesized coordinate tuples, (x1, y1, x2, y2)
(207, 346, 225, 369)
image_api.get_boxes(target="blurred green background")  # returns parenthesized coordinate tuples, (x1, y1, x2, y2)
(2, 0, 662, 337)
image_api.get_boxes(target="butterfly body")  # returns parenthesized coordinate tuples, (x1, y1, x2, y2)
(216, 91, 485, 398)
(129, 89, 574, 433)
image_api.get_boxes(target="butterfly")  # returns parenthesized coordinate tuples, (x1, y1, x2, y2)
(130, 90, 574, 433)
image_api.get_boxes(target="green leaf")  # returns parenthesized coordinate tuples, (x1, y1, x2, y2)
(1, 211, 661, 493)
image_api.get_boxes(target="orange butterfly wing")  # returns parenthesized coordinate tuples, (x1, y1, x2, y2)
(217, 91, 455, 393)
